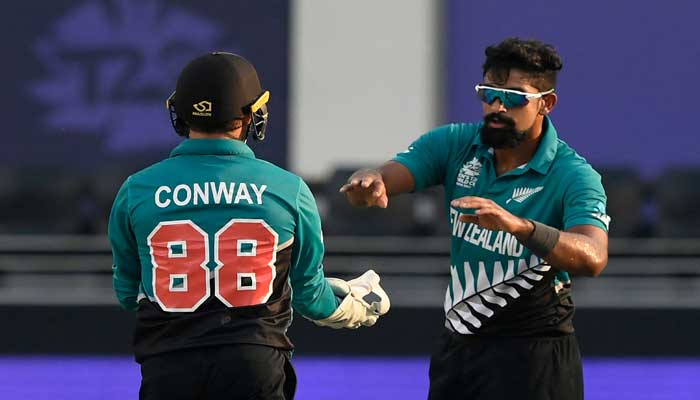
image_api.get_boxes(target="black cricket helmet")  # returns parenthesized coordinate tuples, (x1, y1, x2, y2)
(166, 52, 269, 140)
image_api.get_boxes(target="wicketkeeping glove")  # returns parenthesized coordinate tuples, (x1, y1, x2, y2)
(313, 269, 390, 329)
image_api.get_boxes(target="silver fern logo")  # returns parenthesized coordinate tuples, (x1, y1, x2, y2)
(443, 255, 551, 334)
(506, 186, 544, 204)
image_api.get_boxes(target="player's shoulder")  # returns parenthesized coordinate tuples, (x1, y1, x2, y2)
(242, 158, 311, 199)
(551, 138, 602, 184)
(128, 155, 301, 182)
(125, 158, 177, 184)
(252, 158, 305, 185)
(414, 122, 482, 151)
(426, 122, 480, 141)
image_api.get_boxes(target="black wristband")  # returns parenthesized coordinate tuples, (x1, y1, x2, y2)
(521, 220, 560, 257)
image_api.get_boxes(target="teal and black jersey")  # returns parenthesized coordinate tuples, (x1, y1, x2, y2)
(393, 117, 609, 336)
(108, 139, 338, 360)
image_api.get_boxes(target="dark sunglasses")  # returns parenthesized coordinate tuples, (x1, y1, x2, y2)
(475, 85, 554, 108)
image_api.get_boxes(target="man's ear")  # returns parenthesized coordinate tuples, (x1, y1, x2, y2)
(540, 92, 558, 115)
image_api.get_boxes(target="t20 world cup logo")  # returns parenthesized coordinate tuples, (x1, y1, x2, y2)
(29, 0, 225, 152)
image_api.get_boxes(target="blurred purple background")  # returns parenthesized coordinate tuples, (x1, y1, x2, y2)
(2, 0, 289, 171)
(447, 1, 700, 178)
(1, 356, 697, 399)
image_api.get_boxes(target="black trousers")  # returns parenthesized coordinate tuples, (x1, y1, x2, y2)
(428, 329, 583, 400)
(139, 344, 296, 400)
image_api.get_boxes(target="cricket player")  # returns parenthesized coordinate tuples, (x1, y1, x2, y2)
(108, 52, 389, 400)
(341, 38, 609, 399)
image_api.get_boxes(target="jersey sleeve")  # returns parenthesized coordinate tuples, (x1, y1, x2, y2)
(288, 179, 339, 320)
(107, 178, 141, 311)
(391, 124, 455, 191)
(562, 166, 611, 232)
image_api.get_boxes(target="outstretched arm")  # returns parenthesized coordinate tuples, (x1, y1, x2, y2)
(340, 124, 459, 207)
(288, 180, 341, 320)
(290, 179, 390, 328)
(339, 161, 415, 208)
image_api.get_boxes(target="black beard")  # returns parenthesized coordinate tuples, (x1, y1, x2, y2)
(480, 113, 526, 149)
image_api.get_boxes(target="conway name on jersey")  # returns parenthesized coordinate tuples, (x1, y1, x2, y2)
(109, 139, 337, 361)
(393, 117, 610, 336)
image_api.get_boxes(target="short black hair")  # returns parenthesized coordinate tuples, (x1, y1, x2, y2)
(482, 37, 563, 91)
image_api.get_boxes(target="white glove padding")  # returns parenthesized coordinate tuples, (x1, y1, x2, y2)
(327, 269, 390, 316)
(312, 291, 379, 329)
(313, 270, 390, 329)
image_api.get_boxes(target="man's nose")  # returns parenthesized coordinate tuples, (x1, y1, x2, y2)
(486, 98, 508, 113)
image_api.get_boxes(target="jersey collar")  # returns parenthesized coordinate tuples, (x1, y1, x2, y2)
(474, 116, 558, 175)
(170, 139, 256, 159)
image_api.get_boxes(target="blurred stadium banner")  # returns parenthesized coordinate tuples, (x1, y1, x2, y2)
(2, 0, 289, 171)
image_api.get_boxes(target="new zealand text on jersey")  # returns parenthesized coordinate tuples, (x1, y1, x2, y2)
(449, 207, 524, 257)
(155, 182, 267, 208)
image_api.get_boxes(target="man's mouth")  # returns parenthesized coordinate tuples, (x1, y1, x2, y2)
(488, 120, 507, 128)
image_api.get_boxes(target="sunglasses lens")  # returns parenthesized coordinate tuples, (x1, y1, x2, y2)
(504, 92, 528, 108)
(477, 88, 529, 108)
(476, 88, 496, 104)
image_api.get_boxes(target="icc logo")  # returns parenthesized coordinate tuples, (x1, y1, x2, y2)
(28, 0, 225, 152)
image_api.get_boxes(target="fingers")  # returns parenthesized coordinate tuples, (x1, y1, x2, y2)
(339, 180, 363, 193)
(339, 180, 384, 195)
(338, 176, 363, 193)
(347, 269, 391, 317)
(452, 196, 489, 221)
(340, 171, 388, 209)
(339, 170, 382, 193)
(361, 314, 379, 327)
(369, 181, 384, 197)
(458, 214, 479, 224)
(369, 181, 389, 208)
(450, 196, 493, 209)
(458, 204, 499, 219)
(369, 284, 390, 316)
(376, 194, 388, 208)
(360, 175, 376, 188)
